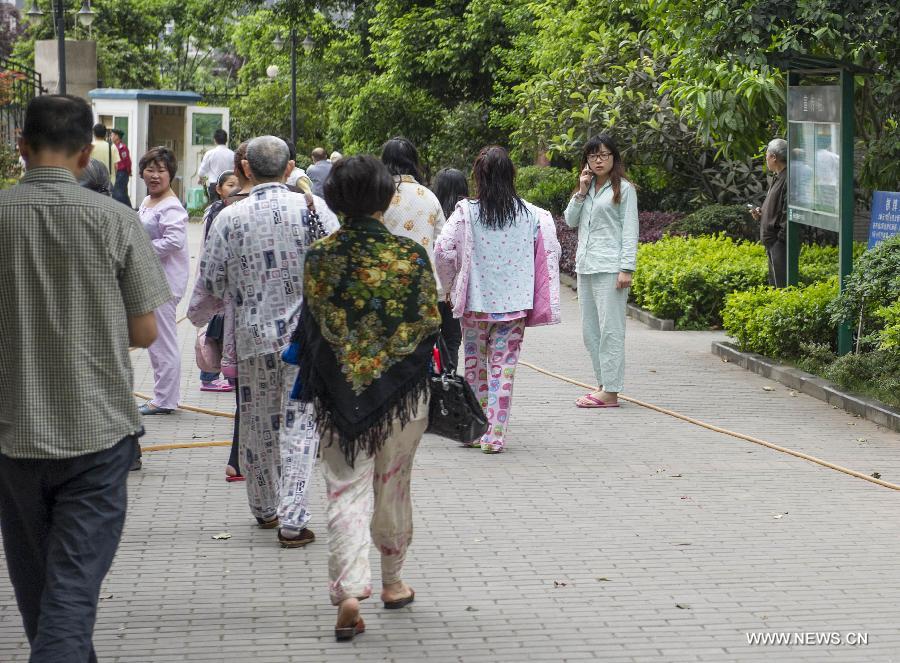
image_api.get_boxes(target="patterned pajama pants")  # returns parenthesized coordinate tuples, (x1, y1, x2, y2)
(462, 317, 526, 452)
(147, 297, 181, 410)
(237, 353, 319, 534)
(320, 398, 428, 606)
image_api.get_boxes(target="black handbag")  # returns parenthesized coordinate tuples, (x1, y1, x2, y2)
(427, 334, 489, 444)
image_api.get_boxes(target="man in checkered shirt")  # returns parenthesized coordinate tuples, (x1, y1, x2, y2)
(0, 95, 171, 661)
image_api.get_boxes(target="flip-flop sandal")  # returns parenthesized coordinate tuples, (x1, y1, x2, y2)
(225, 473, 245, 482)
(383, 589, 415, 610)
(575, 394, 620, 408)
(334, 617, 365, 641)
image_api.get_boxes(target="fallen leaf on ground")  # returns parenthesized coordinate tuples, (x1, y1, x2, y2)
(596, 577, 611, 582)
(99, 594, 113, 600)
(465, 606, 478, 612)
(675, 542, 692, 546)
(762, 386, 775, 391)
(789, 391, 798, 397)
(675, 603, 690, 610)
(553, 581, 568, 587)
(670, 474, 683, 478)
(856, 438, 868, 443)
(872, 472, 882, 479)
(212, 532, 232, 540)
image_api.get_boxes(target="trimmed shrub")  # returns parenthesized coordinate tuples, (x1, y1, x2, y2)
(665, 204, 756, 242)
(631, 235, 767, 329)
(722, 278, 839, 358)
(631, 235, 854, 329)
(796, 343, 900, 409)
(516, 165, 576, 217)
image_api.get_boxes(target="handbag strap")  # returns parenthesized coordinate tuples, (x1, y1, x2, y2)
(434, 332, 454, 376)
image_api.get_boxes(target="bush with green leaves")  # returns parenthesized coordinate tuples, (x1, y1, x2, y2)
(631, 235, 768, 329)
(796, 343, 900, 409)
(632, 235, 857, 329)
(875, 301, 900, 351)
(515, 166, 575, 217)
(828, 235, 900, 352)
(665, 204, 757, 242)
(722, 278, 839, 358)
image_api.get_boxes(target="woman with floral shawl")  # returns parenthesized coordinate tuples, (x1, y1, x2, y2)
(292, 155, 440, 641)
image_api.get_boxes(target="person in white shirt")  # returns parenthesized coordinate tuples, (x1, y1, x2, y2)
(197, 129, 235, 202)
(380, 137, 460, 367)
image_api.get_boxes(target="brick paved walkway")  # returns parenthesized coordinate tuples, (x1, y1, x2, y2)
(2, 221, 899, 662)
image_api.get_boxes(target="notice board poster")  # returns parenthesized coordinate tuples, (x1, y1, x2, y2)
(869, 191, 900, 248)
(787, 85, 841, 232)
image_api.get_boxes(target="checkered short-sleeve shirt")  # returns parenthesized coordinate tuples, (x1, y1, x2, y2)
(0, 167, 171, 459)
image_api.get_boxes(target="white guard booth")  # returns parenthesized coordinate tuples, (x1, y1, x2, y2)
(88, 89, 231, 205)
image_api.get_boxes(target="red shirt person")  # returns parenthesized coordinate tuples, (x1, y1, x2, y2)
(110, 128, 132, 207)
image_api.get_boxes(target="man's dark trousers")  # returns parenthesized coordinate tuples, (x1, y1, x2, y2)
(112, 171, 131, 208)
(0, 435, 136, 663)
(765, 239, 787, 288)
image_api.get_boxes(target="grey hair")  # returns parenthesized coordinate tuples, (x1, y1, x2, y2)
(766, 138, 788, 164)
(246, 135, 290, 180)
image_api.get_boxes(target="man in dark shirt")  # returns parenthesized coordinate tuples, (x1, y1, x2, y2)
(751, 138, 788, 287)
(111, 127, 132, 207)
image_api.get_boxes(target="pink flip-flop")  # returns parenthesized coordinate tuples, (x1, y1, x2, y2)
(575, 394, 620, 408)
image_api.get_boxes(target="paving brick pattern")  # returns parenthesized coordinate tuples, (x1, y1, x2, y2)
(2, 222, 899, 662)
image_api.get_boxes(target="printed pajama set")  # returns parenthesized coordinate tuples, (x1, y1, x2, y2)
(238, 354, 318, 533)
(193, 182, 341, 531)
(462, 313, 525, 452)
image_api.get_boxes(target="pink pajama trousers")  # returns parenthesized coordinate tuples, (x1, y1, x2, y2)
(320, 398, 427, 605)
(461, 316, 526, 452)
(147, 297, 181, 410)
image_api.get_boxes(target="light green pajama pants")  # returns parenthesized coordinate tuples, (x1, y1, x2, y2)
(577, 272, 629, 393)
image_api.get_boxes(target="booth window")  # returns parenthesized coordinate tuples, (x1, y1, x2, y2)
(192, 113, 223, 145)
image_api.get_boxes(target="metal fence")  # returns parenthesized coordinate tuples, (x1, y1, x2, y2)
(0, 57, 45, 148)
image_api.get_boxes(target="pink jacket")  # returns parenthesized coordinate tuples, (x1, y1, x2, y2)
(434, 200, 561, 327)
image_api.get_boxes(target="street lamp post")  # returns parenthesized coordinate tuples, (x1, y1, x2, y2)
(27, 0, 96, 96)
(274, 29, 313, 148)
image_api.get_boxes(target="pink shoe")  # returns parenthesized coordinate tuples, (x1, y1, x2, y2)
(200, 378, 234, 393)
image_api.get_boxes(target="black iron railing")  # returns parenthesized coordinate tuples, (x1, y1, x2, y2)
(0, 57, 45, 148)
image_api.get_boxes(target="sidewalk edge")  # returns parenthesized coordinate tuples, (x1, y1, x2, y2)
(711, 341, 900, 433)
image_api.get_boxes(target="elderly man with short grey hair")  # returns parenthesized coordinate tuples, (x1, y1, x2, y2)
(751, 138, 788, 287)
(190, 135, 339, 548)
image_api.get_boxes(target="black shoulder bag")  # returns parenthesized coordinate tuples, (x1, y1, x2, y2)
(427, 334, 488, 444)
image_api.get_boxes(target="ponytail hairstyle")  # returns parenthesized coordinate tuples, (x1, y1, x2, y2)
(581, 134, 627, 205)
(471, 146, 526, 230)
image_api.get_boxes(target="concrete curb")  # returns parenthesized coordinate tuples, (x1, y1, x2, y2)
(625, 303, 675, 331)
(559, 273, 676, 331)
(712, 341, 900, 433)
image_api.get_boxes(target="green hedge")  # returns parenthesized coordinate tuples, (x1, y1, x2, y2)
(631, 235, 766, 329)
(515, 165, 575, 217)
(722, 278, 838, 358)
(665, 204, 757, 242)
(632, 235, 864, 329)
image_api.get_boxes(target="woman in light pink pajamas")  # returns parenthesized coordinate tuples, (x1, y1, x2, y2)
(137, 147, 190, 415)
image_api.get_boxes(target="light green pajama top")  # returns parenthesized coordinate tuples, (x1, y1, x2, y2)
(563, 178, 639, 274)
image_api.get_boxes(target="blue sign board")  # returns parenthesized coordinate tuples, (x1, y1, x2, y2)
(868, 191, 900, 248)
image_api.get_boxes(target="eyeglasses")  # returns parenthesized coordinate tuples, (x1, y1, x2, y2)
(587, 152, 613, 162)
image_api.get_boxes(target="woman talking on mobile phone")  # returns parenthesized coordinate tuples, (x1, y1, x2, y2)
(564, 134, 638, 409)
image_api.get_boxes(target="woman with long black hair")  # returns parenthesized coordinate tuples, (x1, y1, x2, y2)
(564, 134, 638, 409)
(435, 146, 558, 454)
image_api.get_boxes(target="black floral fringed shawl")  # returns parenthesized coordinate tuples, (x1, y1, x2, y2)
(293, 215, 440, 466)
